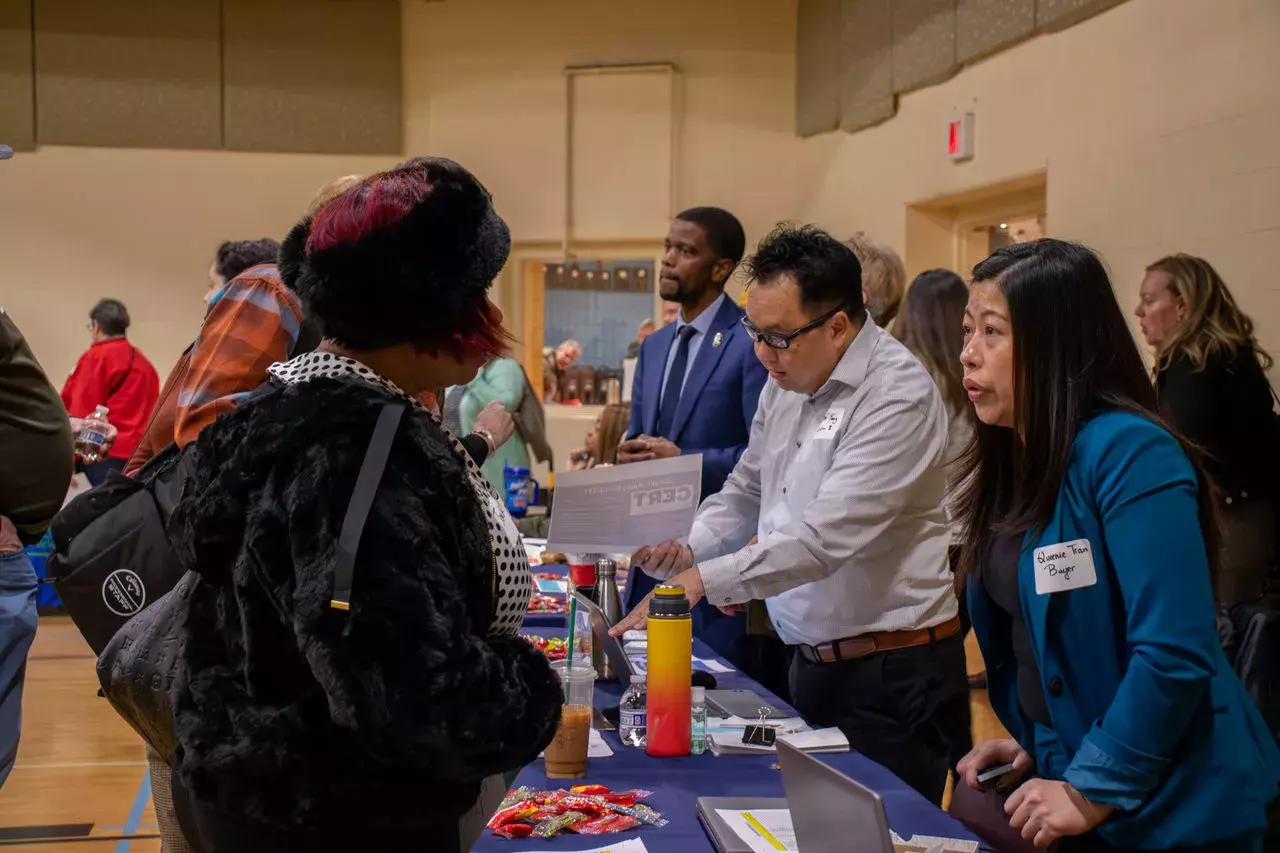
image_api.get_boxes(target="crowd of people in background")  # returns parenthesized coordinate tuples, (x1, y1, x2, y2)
(0, 153, 1277, 852)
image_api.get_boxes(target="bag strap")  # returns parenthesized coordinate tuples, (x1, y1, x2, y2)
(330, 401, 406, 612)
(106, 347, 136, 400)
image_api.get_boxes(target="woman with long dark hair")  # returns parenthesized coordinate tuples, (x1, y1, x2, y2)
(1136, 254, 1277, 605)
(895, 268, 982, 696)
(954, 240, 1278, 850)
(165, 158, 563, 852)
(894, 268, 973, 503)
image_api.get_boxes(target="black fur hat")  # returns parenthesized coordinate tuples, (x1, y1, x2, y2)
(279, 157, 511, 351)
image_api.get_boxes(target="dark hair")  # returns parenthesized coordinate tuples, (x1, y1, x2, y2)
(744, 224, 864, 316)
(279, 156, 511, 359)
(953, 239, 1219, 590)
(89, 299, 130, 337)
(895, 269, 970, 416)
(676, 206, 747, 269)
(214, 239, 280, 283)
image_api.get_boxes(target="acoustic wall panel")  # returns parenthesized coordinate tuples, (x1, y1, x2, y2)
(839, 0, 895, 134)
(956, 0, 1036, 64)
(890, 0, 958, 94)
(34, 0, 222, 148)
(222, 0, 401, 154)
(0, 0, 34, 151)
(1036, 0, 1127, 31)
(796, 0, 842, 137)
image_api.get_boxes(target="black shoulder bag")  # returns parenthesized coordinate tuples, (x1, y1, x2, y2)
(96, 401, 406, 764)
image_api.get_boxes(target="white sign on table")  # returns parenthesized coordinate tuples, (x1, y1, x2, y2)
(715, 809, 797, 853)
(546, 455, 703, 554)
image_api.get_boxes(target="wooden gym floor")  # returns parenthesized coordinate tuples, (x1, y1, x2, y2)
(0, 617, 1006, 850)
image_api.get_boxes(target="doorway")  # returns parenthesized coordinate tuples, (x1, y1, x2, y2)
(905, 172, 1048, 280)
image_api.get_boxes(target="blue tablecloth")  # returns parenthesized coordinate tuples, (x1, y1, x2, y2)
(474, 628, 983, 852)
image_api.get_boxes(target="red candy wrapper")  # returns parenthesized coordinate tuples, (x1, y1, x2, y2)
(492, 823, 534, 839)
(556, 795, 610, 817)
(575, 814, 640, 835)
(569, 784, 611, 797)
(606, 789, 654, 802)
(486, 799, 538, 830)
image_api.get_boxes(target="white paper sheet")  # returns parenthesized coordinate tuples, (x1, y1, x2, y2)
(890, 831, 979, 852)
(715, 808, 798, 853)
(546, 455, 703, 553)
(512, 838, 648, 853)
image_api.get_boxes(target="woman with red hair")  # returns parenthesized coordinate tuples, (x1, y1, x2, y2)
(165, 158, 562, 852)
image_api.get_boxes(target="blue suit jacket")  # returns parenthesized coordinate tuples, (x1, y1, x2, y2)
(969, 412, 1280, 849)
(626, 297, 767, 663)
(629, 297, 766, 499)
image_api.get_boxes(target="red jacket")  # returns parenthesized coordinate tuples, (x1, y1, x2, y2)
(61, 337, 160, 461)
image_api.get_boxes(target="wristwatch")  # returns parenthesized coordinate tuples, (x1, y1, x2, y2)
(473, 429, 497, 455)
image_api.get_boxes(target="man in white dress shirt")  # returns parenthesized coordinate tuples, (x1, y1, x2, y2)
(614, 225, 969, 804)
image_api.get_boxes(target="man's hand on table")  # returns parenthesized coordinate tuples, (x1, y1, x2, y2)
(609, 565, 705, 637)
(617, 435, 681, 464)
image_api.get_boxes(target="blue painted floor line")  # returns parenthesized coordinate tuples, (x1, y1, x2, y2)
(114, 770, 151, 853)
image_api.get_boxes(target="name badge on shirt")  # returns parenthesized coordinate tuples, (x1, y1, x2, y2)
(1033, 539, 1098, 595)
(813, 408, 845, 440)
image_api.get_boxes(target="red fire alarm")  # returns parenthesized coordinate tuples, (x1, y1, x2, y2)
(948, 112, 974, 162)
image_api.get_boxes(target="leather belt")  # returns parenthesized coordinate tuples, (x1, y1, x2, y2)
(797, 616, 962, 664)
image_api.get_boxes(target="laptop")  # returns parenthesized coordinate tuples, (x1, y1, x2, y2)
(697, 740, 894, 853)
(572, 592, 636, 690)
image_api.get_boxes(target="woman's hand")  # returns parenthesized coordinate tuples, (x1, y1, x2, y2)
(1006, 779, 1114, 847)
(568, 448, 591, 471)
(957, 738, 1034, 790)
(472, 401, 515, 449)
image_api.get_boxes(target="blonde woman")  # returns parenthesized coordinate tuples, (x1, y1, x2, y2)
(1136, 254, 1278, 605)
(845, 232, 906, 328)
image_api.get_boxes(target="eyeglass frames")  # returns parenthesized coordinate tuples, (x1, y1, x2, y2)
(740, 305, 848, 350)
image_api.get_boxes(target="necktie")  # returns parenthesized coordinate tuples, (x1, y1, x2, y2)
(657, 325, 696, 438)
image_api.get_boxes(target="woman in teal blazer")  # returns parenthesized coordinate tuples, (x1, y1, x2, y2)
(953, 240, 1279, 851)
(458, 357, 530, 495)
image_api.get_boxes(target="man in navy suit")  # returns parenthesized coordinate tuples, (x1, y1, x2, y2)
(619, 207, 768, 668)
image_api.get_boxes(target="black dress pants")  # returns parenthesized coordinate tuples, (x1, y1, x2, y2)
(788, 633, 970, 806)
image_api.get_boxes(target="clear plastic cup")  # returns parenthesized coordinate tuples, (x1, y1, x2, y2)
(545, 661, 596, 778)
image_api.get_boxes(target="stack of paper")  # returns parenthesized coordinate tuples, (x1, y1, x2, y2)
(708, 726, 848, 756)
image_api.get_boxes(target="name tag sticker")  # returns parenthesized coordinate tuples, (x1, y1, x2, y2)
(1033, 538, 1098, 595)
(813, 408, 845, 440)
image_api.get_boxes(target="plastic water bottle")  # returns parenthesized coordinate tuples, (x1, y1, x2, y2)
(76, 405, 111, 463)
(618, 677, 647, 749)
(690, 685, 707, 755)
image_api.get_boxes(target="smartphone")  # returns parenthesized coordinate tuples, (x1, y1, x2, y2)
(977, 762, 1017, 784)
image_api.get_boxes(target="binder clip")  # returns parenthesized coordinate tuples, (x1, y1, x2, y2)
(743, 707, 777, 747)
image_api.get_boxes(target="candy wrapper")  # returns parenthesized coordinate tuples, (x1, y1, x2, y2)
(569, 784, 611, 796)
(574, 814, 640, 835)
(491, 823, 533, 839)
(532, 811, 588, 838)
(486, 799, 538, 830)
(489, 784, 665, 839)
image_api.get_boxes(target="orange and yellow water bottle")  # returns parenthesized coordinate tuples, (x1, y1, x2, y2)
(645, 584, 692, 757)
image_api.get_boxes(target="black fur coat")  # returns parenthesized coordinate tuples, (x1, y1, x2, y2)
(168, 378, 562, 833)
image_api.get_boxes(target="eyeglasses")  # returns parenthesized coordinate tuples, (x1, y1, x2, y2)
(740, 305, 847, 350)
